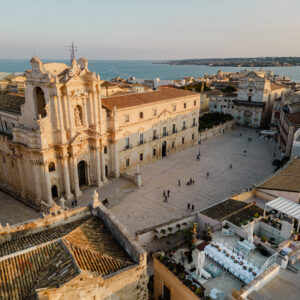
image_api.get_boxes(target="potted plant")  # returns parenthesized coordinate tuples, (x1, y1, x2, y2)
(168, 227, 173, 233)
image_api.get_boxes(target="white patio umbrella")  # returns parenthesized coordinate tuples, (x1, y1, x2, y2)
(197, 251, 206, 278)
(247, 222, 254, 243)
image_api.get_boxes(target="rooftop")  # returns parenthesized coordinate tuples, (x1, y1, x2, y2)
(270, 82, 285, 91)
(102, 87, 197, 110)
(286, 112, 300, 124)
(0, 214, 134, 299)
(0, 93, 25, 114)
(258, 158, 300, 192)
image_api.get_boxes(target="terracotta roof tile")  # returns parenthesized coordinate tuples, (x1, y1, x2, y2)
(286, 112, 300, 124)
(270, 82, 285, 91)
(102, 87, 197, 110)
(0, 93, 25, 114)
(258, 158, 300, 192)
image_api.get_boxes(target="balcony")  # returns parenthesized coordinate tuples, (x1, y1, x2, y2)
(153, 135, 159, 141)
(182, 126, 187, 131)
(139, 139, 146, 145)
(124, 144, 133, 150)
(172, 129, 178, 134)
(162, 132, 169, 137)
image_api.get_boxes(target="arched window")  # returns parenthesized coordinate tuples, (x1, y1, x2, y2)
(35, 87, 46, 118)
(74, 105, 83, 127)
(104, 146, 107, 154)
(48, 162, 55, 172)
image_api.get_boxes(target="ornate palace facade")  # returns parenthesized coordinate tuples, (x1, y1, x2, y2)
(0, 58, 200, 209)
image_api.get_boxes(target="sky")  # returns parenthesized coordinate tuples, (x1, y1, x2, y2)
(0, 0, 300, 60)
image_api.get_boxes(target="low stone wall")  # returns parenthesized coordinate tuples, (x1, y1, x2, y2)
(199, 119, 234, 142)
(197, 212, 222, 232)
(0, 206, 90, 243)
(135, 214, 197, 254)
(236, 264, 281, 299)
(96, 205, 146, 266)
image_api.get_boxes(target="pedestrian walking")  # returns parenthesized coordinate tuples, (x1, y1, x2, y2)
(163, 190, 166, 197)
(187, 203, 190, 210)
(71, 200, 74, 207)
(192, 179, 195, 184)
(167, 190, 170, 197)
(230, 164, 232, 169)
(240, 133, 242, 137)
(207, 172, 209, 178)
(243, 150, 247, 156)
(165, 195, 168, 203)
(74, 198, 78, 206)
(178, 179, 181, 186)
(192, 204, 194, 211)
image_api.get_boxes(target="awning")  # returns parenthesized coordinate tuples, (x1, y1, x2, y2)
(265, 197, 300, 221)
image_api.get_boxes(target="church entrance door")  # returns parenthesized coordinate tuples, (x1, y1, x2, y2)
(162, 141, 167, 157)
(78, 161, 87, 186)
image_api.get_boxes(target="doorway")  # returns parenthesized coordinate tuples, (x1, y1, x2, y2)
(51, 185, 58, 199)
(77, 160, 87, 186)
(162, 141, 167, 157)
(105, 165, 108, 178)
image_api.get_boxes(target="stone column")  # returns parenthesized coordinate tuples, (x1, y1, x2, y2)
(93, 90, 99, 130)
(62, 94, 69, 130)
(61, 154, 73, 200)
(57, 93, 64, 131)
(97, 90, 103, 131)
(72, 156, 82, 198)
(67, 93, 75, 137)
(95, 146, 103, 188)
(113, 142, 120, 178)
(32, 161, 43, 206)
(53, 95, 60, 130)
(89, 92, 94, 124)
(16, 154, 27, 199)
(43, 164, 53, 206)
(100, 146, 108, 182)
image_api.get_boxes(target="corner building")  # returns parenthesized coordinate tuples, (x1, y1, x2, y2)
(0, 58, 200, 208)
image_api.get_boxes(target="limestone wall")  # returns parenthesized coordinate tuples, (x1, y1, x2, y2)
(135, 214, 197, 254)
(199, 119, 234, 142)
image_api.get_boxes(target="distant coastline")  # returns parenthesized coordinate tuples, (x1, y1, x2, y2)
(156, 57, 300, 68)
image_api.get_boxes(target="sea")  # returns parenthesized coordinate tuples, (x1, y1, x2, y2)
(1, 59, 300, 82)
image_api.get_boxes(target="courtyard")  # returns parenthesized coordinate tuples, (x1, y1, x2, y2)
(0, 127, 278, 232)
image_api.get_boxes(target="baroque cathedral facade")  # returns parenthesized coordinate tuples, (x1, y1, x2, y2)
(0, 58, 200, 209)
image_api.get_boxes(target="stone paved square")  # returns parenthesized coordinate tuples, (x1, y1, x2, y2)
(106, 127, 277, 234)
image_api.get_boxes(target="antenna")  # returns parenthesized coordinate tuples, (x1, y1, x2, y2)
(68, 42, 77, 63)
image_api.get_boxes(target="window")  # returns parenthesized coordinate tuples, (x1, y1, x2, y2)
(153, 129, 157, 139)
(183, 121, 186, 130)
(173, 105, 176, 111)
(182, 137, 185, 144)
(194, 100, 197, 106)
(214, 105, 217, 109)
(48, 162, 55, 172)
(139, 112, 143, 119)
(153, 109, 157, 116)
(193, 118, 196, 126)
(35, 86, 46, 118)
(11, 161, 14, 168)
(125, 114, 129, 122)
(172, 124, 176, 134)
(184, 102, 187, 109)
(3, 157, 5, 164)
(172, 141, 175, 148)
(140, 153, 143, 161)
(104, 146, 107, 154)
(163, 126, 167, 136)
(192, 133, 195, 140)
(248, 96, 252, 102)
(125, 137, 130, 149)
(140, 133, 144, 144)
(153, 148, 156, 156)
(126, 158, 130, 167)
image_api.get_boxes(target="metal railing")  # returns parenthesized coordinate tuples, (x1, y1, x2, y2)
(124, 144, 133, 150)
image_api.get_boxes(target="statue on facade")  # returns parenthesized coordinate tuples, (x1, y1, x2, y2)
(74, 106, 82, 127)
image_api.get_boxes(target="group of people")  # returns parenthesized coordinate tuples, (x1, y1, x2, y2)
(163, 190, 170, 202)
(186, 178, 195, 185)
(71, 198, 78, 207)
(187, 203, 195, 211)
